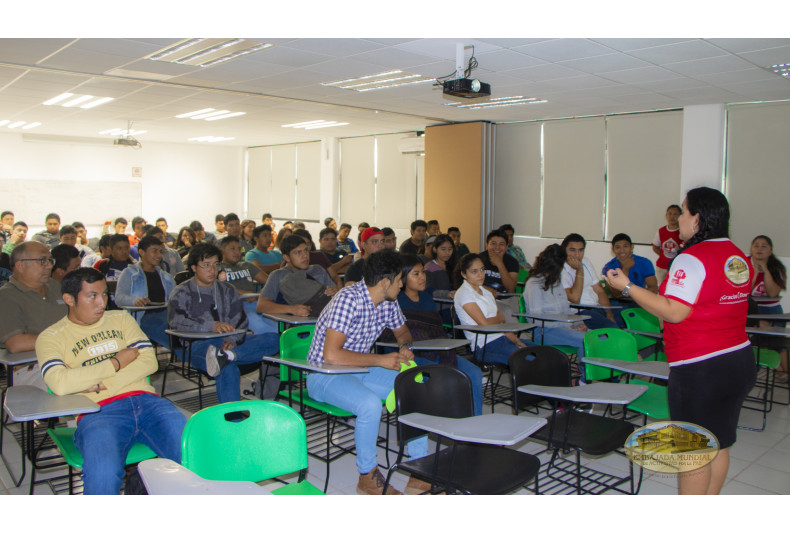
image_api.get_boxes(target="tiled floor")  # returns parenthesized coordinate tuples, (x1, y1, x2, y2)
(2, 361, 789, 496)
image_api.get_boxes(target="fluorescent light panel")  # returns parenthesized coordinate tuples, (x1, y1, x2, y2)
(148, 38, 273, 67)
(41, 92, 113, 109)
(767, 63, 790, 77)
(0, 120, 41, 130)
(444, 95, 547, 109)
(282, 120, 349, 130)
(322, 70, 434, 92)
(176, 108, 245, 121)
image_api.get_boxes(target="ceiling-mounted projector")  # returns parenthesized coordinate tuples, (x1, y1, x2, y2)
(114, 137, 140, 148)
(442, 77, 491, 98)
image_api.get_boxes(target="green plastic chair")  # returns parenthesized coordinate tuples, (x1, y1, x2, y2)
(620, 308, 667, 362)
(47, 428, 157, 494)
(515, 269, 530, 294)
(739, 346, 782, 432)
(46, 380, 157, 494)
(583, 328, 669, 422)
(181, 400, 323, 494)
(276, 325, 357, 493)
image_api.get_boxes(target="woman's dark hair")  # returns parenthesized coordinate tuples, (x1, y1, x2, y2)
(275, 227, 293, 249)
(531, 244, 567, 291)
(752, 235, 787, 290)
(681, 186, 730, 252)
(452, 253, 483, 289)
(399, 254, 423, 291)
(431, 234, 457, 273)
(175, 226, 196, 249)
(611, 233, 632, 246)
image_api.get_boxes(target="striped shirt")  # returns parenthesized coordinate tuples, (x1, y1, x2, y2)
(308, 281, 405, 363)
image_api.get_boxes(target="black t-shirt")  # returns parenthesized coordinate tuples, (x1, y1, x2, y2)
(478, 251, 519, 293)
(144, 270, 166, 303)
(345, 258, 365, 284)
(322, 250, 348, 264)
(399, 239, 424, 256)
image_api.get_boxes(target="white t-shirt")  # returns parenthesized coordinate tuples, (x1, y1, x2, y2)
(454, 280, 502, 348)
(560, 257, 601, 306)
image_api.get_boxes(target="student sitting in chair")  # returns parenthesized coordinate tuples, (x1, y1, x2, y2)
(218, 235, 273, 334)
(245, 224, 283, 273)
(36, 267, 186, 495)
(115, 235, 175, 348)
(167, 243, 279, 404)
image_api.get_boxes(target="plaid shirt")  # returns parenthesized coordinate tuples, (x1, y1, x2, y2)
(307, 281, 405, 363)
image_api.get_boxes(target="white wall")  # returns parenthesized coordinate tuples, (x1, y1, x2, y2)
(0, 132, 244, 237)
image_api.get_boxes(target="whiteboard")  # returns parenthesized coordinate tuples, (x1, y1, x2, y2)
(0, 179, 142, 226)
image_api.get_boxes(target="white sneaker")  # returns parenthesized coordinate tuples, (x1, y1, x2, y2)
(205, 345, 223, 377)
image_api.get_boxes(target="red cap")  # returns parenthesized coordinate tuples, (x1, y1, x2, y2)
(360, 226, 383, 243)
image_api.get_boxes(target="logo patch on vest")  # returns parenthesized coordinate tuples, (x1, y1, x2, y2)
(724, 256, 749, 285)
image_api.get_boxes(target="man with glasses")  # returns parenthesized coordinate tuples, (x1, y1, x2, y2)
(167, 243, 279, 404)
(0, 242, 67, 387)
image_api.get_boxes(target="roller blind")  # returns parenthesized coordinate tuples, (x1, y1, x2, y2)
(296, 142, 321, 221)
(376, 134, 418, 228)
(269, 145, 296, 219)
(727, 101, 790, 255)
(339, 136, 375, 225)
(542, 117, 606, 239)
(493, 122, 542, 235)
(247, 146, 272, 219)
(606, 111, 683, 243)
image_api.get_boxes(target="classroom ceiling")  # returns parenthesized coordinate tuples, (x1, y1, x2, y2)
(0, 37, 789, 147)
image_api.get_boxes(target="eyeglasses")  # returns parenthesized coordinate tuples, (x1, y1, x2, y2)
(197, 262, 221, 270)
(18, 257, 55, 266)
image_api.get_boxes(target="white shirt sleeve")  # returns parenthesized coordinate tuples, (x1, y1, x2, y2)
(662, 253, 706, 305)
(560, 264, 575, 289)
(652, 230, 661, 248)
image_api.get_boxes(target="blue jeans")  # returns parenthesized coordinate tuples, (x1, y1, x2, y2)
(474, 335, 525, 366)
(243, 301, 279, 335)
(140, 310, 170, 349)
(187, 333, 280, 404)
(583, 308, 621, 330)
(74, 394, 186, 495)
(307, 367, 428, 475)
(414, 356, 483, 416)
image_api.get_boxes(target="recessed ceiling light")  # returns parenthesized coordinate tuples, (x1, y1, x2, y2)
(42, 92, 113, 109)
(176, 108, 245, 121)
(766, 63, 790, 78)
(21, 122, 41, 130)
(188, 136, 235, 143)
(0, 120, 40, 130)
(0, 120, 10, 127)
(282, 120, 349, 130)
(148, 38, 273, 68)
(7, 121, 26, 129)
(444, 95, 547, 110)
(321, 70, 434, 92)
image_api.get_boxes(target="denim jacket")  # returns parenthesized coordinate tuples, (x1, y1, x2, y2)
(115, 263, 176, 322)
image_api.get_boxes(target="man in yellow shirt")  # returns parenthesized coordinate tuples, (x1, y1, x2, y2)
(36, 267, 185, 494)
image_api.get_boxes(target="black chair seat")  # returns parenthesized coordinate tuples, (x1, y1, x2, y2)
(399, 443, 542, 495)
(532, 409, 635, 456)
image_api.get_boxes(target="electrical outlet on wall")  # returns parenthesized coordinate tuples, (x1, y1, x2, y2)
(132, 167, 142, 178)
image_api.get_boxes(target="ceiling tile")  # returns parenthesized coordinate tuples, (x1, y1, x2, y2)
(589, 38, 696, 52)
(624, 40, 728, 65)
(706, 38, 790, 54)
(601, 66, 683, 84)
(283, 38, 388, 57)
(512, 39, 615, 62)
(557, 53, 652, 74)
(663, 55, 756, 77)
(0, 39, 76, 65)
(738, 45, 790, 67)
(505, 63, 588, 82)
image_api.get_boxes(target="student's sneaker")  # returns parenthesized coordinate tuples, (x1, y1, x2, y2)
(356, 468, 402, 495)
(206, 345, 231, 378)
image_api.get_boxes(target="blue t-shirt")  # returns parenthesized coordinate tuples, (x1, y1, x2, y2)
(602, 254, 655, 288)
(397, 291, 435, 312)
(245, 247, 283, 265)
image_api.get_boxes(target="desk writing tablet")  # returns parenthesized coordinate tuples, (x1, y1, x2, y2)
(517, 383, 647, 405)
(262, 356, 369, 374)
(165, 329, 244, 340)
(581, 357, 669, 380)
(138, 458, 271, 495)
(0, 350, 38, 370)
(455, 323, 537, 334)
(398, 413, 546, 446)
(260, 313, 318, 325)
(746, 327, 790, 337)
(624, 329, 663, 340)
(4, 385, 100, 422)
(375, 339, 470, 351)
(747, 313, 790, 321)
(750, 296, 784, 303)
(569, 303, 622, 310)
(512, 313, 589, 323)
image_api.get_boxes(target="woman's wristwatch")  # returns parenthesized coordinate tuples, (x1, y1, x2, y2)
(621, 282, 633, 297)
